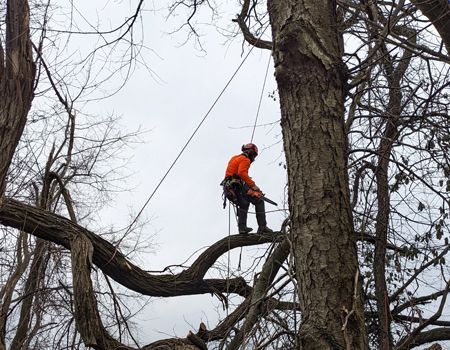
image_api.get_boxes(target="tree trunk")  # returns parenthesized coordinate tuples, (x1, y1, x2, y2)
(267, 1, 368, 349)
(0, 0, 35, 196)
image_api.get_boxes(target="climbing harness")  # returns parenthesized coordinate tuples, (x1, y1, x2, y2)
(220, 176, 243, 208)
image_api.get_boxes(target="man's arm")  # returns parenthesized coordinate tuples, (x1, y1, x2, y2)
(237, 158, 256, 187)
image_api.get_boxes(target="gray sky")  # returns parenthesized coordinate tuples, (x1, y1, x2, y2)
(61, 0, 287, 343)
(16, 0, 449, 347)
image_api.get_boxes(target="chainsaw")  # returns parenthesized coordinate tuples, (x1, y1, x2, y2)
(247, 188, 278, 206)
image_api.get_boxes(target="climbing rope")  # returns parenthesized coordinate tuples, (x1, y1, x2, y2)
(250, 54, 272, 143)
(120, 25, 270, 236)
(231, 52, 272, 273)
(226, 202, 231, 314)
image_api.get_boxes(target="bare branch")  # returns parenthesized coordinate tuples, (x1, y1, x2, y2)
(397, 327, 450, 349)
(227, 237, 290, 349)
(0, 198, 283, 299)
(232, 0, 272, 50)
(410, 0, 450, 56)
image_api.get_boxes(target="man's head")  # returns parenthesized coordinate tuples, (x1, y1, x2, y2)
(241, 143, 258, 161)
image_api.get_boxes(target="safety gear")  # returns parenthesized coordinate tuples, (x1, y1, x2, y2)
(239, 225, 253, 234)
(241, 143, 258, 156)
(257, 226, 274, 234)
(225, 154, 255, 187)
(223, 145, 271, 235)
(221, 176, 242, 206)
(241, 143, 258, 162)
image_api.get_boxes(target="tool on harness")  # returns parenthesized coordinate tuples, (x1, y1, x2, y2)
(247, 188, 278, 206)
(220, 176, 242, 208)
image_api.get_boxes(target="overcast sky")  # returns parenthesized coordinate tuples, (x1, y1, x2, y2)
(17, 0, 449, 347)
(58, 0, 287, 343)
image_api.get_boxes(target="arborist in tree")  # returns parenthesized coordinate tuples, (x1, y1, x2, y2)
(221, 143, 274, 235)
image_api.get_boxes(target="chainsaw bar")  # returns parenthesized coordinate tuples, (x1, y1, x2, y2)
(262, 196, 278, 206)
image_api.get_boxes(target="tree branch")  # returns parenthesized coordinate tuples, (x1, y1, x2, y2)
(227, 237, 290, 350)
(396, 280, 450, 349)
(397, 327, 450, 349)
(0, 198, 282, 298)
(410, 0, 450, 56)
(232, 0, 272, 50)
(391, 289, 448, 316)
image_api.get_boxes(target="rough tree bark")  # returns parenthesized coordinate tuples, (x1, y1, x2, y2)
(227, 237, 291, 349)
(0, 0, 35, 195)
(0, 198, 266, 298)
(268, 1, 368, 348)
(372, 29, 415, 349)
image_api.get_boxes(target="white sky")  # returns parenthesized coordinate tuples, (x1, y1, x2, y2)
(59, 0, 287, 343)
(30, 1, 449, 347)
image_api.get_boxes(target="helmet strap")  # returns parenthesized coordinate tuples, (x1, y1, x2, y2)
(242, 151, 255, 162)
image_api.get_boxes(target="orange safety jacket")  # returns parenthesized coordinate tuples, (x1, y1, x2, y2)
(225, 154, 255, 187)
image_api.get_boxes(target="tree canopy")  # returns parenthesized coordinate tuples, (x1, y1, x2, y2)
(0, 0, 449, 349)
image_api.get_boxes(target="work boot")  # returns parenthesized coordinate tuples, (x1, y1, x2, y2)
(238, 225, 253, 234)
(257, 226, 274, 235)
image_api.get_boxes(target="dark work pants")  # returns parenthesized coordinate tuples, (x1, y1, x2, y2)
(236, 186, 267, 228)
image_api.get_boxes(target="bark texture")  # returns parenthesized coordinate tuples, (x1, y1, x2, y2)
(372, 47, 412, 350)
(0, 0, 35, 195)
(227, 237, 291, 350)
(268, 1, 368, 348)
(71, 234, 127, 349)
(0, 198, 281, 298)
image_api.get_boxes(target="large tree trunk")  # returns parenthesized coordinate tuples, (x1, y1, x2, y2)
(268, 1, 368, 348)
(0, 0, 35, 196)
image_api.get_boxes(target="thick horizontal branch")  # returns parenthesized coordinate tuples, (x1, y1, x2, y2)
(0, 198, 281, 298)
(394, 314, 450, 327)
(397, 327, 450, 349)
(182, 232, 284, 280)
(356, 232, 407, 253)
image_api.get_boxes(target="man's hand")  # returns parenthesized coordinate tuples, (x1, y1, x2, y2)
(247, 187, 263, 199)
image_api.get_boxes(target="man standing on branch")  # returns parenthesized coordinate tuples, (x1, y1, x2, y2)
(222, 143, 274, 235)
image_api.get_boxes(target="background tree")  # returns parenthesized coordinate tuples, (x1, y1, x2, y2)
(0, 0, 449, 349)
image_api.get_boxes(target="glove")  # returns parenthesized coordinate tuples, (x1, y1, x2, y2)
(251, 185, 260, 192)
(247, 187, 263, 199)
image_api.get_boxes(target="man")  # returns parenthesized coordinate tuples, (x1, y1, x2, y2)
(223, 143, 274, 234)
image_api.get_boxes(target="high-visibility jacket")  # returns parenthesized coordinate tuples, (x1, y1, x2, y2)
(225, 154, 255, 187)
